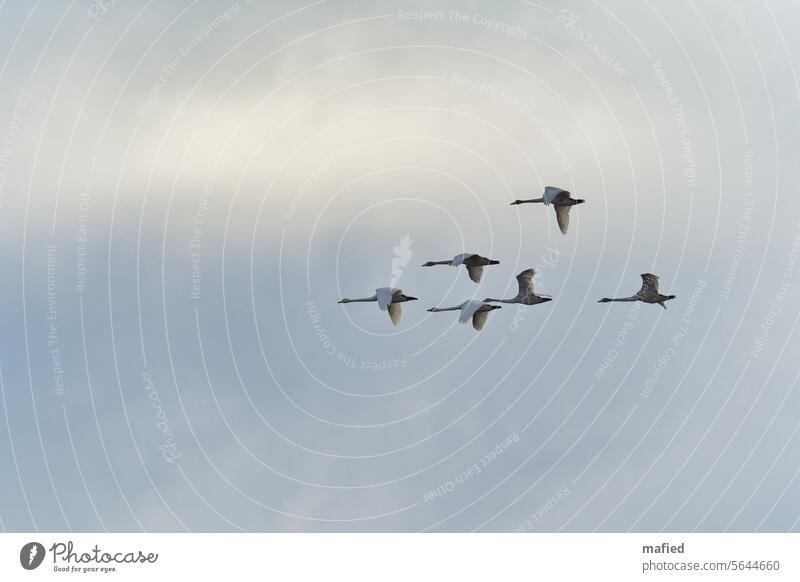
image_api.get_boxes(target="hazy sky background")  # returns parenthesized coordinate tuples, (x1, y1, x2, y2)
(0, 0, 798, 532)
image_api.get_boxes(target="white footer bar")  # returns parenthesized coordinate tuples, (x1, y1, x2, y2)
(1, 533, 796, 581)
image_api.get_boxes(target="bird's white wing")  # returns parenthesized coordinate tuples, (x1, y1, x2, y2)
(387, 302, 402, 326)
(555, 205, 571, 234)
(376, 287, 396, 311)
(472, 310, 490, 331)
(516, 268, 535, 296)
(459, 300, 483, 324)
(451, 253, 471, 266)
(544, 186, 568, 205)
(466, 265, 484, 283)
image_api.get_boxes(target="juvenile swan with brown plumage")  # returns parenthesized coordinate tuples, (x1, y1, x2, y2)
(598, 273, 676, 309)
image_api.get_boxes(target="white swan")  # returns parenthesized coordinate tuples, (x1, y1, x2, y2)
(422, 253, 500, 283)
(511, 186, 585, 235)
(484, 268, 552, 305)
(427, 299, 502, 331)
(598, 273, 676, 309)
(338, 287, 418, 325)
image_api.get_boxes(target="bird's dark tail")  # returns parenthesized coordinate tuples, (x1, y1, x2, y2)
(488, 260, 500, 265)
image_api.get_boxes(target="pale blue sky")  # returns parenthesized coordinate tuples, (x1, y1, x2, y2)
(0, 0, 798, 531)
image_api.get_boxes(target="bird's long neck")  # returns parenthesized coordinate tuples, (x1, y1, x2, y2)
(606, 296, 639, 302)
(346, 296, 377, 303)
(515, 197, 545, 204)
(430, 305, 462, 312)
(485, 298, 514, 304)
(427, 260, 452, 266)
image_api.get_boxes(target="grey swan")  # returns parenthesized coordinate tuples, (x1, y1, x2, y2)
(511, 186, 585, 235)
(598, 273, 676, 309)
(338, 287, 418, 326)
(484, 268, 552, 305)
(422, 253, 499, 283)
(427, 300, 501, 331)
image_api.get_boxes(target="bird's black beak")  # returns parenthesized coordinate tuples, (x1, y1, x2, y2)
(427, 308, 436, 312)
(576, 199, 585, 204)
(510, 200, 520, 205)
(407, 296, 418, 301)
(542, 297, 553, 302)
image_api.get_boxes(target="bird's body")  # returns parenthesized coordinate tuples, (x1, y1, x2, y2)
(427, 299, 501, 331)
(598, 273, 676, 309)
(422, 253, 500, 283)
(511, 186, 585, 235)
(484, 268, 553, 305)
(338, 287, 418, 325)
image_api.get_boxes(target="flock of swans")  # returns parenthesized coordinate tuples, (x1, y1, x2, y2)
(338, 186, 676, 330)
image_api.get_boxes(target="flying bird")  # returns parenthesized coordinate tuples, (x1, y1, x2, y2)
(338, 287, 418, 326)
(422, 253, 500, 283)
(511, 186, 585, 235)
(427, 300, 502, 331)
(484, 268, 553, 305)
(598, 273, 676, 309)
